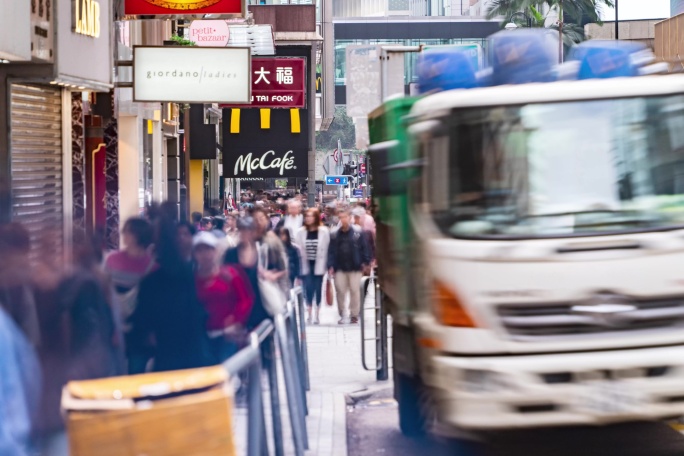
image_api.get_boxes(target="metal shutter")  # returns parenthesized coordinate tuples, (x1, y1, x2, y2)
(10, 84, 63, 255)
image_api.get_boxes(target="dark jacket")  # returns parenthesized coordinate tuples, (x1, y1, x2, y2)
(328, 225, 371, 272)
(284, 243, 302, 284)
(128, 265, 215, 372)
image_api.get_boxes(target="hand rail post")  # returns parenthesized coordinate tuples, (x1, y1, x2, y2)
(287, 301, 309, 415)
(359, 276, 376, 371)
(291, 288, 311, 391)
(266, 333, 285, 456)
(247, 334, 265, 456)
(376, 280, 389, 381)
(276, 313, 308, 455)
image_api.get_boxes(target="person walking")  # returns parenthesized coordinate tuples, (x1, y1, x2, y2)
(0, 307, 40, 456)
(104, 217, 154, 329)
(193, 232, 253, 362)
(128, 219, 215, 373)
(276, 200, 304, 237)
(225, 215, 284, 329)
(328, 209, 371, 325)
(279, 228, 302, 291)
(295, 208, 330, 325)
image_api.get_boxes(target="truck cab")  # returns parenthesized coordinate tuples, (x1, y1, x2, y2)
(369, 31, 684, 436)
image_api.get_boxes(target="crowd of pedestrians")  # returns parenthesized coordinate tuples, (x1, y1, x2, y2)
(0, 190, 375, 455)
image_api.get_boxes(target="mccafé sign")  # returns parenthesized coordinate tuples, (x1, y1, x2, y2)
(222, 108, 308, 179)
(74, 0, 101, 38)
(234, 150, 297, 177)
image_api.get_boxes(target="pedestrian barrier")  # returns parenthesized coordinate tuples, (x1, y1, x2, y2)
(360, 272, 390, 381)
(223, 295, 310, 456)
(290, 286, 311, 391)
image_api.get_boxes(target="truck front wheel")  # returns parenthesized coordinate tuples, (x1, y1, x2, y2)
(396, 372, 429, 436)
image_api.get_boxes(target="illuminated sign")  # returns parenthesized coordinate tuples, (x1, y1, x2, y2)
(125, 0, 245, 17)
(221, 58, 306, 109)
(74, 0, 101, 38)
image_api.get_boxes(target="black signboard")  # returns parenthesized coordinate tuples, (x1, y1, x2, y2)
(222, 107, 309, 178)
(188, 104, 218, 160)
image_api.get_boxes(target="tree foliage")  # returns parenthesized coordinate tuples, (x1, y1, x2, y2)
(170, 34, 196, 46)
(316, 106, 358, 151)
(486, 0, 615, 45)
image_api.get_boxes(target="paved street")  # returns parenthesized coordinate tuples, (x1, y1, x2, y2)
(232, 289, 379, 456)
(348, 387, 684, 456)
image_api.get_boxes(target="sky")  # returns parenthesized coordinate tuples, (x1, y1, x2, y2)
(600, 0, 670, 21)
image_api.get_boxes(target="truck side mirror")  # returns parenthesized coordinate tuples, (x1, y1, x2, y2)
(368, 140, 423, 196)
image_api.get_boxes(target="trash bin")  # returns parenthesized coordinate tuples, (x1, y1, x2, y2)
(62, 365, 235, 456)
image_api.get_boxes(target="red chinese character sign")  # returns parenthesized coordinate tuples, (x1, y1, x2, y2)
(221, 58, 306, 109)
(124, 0, 244, 16)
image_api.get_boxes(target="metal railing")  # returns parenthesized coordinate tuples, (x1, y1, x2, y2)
(222, 289, 310, 456)
(360, 272, 390, 381)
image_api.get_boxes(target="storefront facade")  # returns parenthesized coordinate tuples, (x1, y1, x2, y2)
(0, 0, 114, 254)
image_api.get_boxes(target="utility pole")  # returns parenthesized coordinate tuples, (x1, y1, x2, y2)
(615, 0, 619, 40)
(558, 0, 564, 63)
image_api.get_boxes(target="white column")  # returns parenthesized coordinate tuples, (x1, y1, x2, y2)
(118, 115, 141, 235)
(61, 89, 73, 256)
(152, 116, 163, 203)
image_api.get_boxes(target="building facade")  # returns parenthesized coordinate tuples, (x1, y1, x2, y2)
(0, 0, 114, 253)
(333, 17, 500, 105)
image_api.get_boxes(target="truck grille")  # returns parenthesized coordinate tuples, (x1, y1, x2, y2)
(498, 296, 684, 338)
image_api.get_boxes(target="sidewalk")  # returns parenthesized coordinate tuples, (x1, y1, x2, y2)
(233, 289, 383, 456)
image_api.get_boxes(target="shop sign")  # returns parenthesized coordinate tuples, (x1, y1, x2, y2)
(222, 108, 309, 178)
(31, 0, 54, 62)
(221, 58, 306, 109)
(133, 46, 251, 103)
(73, 0, 101, 38)
(232, 150, 302, 177)
(125, 0, 245, 17)
(189, 20, 230, 47)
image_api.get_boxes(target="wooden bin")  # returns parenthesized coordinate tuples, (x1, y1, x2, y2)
(62, 366, 236, 456)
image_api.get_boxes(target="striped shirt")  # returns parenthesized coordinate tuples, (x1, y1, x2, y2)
(306, 230, 319, 261)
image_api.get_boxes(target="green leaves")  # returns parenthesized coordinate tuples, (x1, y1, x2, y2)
(170, 34, 196, 47)
(485, 0, 614, 46)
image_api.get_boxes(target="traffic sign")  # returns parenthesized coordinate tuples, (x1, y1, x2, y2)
(360, 163, 366, 174)
(325, 175, 349, 186)
(353, 189, 364, 198)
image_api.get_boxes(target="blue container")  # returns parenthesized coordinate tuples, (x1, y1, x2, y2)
(416, 48, 479, 94)
(569, 40, 647, 79)
(488, 29, 559, 85)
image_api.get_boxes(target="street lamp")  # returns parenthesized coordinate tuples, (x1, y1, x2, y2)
(509, 11, 533, 28)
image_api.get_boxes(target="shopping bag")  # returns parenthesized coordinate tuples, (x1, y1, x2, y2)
(325, 277, 334, 307)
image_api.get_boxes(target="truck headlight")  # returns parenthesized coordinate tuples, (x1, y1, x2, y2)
(462, 369, 514, 393)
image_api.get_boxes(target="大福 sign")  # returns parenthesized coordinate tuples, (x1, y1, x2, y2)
(221, 58, 306, 109)
(125, 0, 244, 16)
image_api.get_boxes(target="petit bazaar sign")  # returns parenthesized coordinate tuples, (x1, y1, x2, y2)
(125, 0, 244, 16)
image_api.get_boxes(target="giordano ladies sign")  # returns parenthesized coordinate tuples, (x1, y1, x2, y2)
(133, 46, 251, 103)
(73, 0, 101, 38)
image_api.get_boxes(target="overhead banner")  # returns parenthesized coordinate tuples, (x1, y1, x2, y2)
(222, 108, 308, 178)
(221, 58, 307, 109)
(133, 46, 251, 103)
(124, 0, 245, 17)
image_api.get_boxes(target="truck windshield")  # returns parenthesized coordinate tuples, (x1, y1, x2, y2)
(428, 95, 684, 239)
